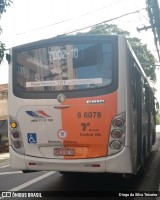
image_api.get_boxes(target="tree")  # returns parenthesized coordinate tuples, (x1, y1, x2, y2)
(128, 37, 156, 82)
(79, 23, 156, 82)
(87, 24, 130, 36)
(156, 113, 160, 125)
(0, 0, 12, 62)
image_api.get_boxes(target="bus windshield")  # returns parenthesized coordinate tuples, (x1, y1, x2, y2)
(15, 42, 113, 92)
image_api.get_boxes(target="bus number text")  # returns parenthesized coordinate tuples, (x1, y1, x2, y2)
(48, 48, 78, 61)
(77, 112, 101, 118)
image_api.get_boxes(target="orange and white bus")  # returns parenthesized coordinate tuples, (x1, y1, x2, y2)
(8, 35, 156, 176)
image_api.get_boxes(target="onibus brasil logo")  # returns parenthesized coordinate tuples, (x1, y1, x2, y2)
(26, 110, 53, 122)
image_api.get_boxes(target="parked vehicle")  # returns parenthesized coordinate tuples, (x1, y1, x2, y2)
(0, 120, 8, 152)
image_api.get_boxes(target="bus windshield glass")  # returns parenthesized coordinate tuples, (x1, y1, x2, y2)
(15, 42, 113, 92)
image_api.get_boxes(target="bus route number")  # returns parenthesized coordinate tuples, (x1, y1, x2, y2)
(77, 112, 101, 118)
(48, 48, 78, 61)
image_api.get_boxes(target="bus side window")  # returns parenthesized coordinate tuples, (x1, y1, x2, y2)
(156, 101, 159, 110)
(144, 84, 150, 113)
(130, 55, 137, 110)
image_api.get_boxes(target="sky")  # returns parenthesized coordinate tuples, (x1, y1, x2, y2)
(0, 0, 160, 100)
(0, 0, 152, 46)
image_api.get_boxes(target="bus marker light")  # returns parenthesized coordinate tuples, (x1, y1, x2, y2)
(11, 122, 17, 129)
(92, 164, 100, 167)
(85, 164, 100, 167)
(28, 162, 43, 166)
(29, 163, 36, 165)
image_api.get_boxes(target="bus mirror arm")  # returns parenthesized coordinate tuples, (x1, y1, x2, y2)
(6, 53, 11, 64)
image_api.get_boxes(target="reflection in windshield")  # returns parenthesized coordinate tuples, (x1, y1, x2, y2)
(16, 43, 113, 92)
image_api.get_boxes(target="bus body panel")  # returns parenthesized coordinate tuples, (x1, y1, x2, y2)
(8, 35, 156, 175)
(61, 93, 117, 159)
(15, 92, 117, 159)
(117, 37, 127, 115)
(9, 146, 133, 173)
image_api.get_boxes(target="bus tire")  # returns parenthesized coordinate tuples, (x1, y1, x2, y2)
(22, 170, 38, 173)
(59, 171, 70, 175)
(138, 138, 147, 176)
(122, 173, 134, 179)
(59, 171, 78, 176)
(152, 130, 156, 145)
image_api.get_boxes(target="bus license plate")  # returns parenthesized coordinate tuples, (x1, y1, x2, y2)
(54, 148, 75, 156)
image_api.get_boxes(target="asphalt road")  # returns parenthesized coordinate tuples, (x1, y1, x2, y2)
(0, 126, 160, 200)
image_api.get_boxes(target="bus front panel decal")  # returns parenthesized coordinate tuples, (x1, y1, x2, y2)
(61, 92, 117, 159)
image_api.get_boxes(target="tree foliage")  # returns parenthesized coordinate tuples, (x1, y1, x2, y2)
(79, 23, 156, 82)
(0, 0, 12, 15)
(156, 113, 160, 125)
(128, 37, 156, 82)
(88, 24, 130, 36)
(0, 0, 12, 62)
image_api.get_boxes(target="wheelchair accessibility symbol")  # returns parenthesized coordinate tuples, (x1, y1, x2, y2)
(27, 133, 37, 144)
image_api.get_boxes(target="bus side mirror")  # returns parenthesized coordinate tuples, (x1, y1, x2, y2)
(6, 53, 11, 64)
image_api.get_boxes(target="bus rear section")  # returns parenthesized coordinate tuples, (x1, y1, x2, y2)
(8, 35, 154, 175)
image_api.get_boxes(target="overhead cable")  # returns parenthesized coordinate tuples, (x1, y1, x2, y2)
(60, 8, 146, 36)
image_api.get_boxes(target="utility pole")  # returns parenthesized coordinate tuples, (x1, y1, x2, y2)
(137, 0, 160, 62)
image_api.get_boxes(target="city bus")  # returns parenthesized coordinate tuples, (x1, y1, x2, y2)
(8, 34, 156, 176)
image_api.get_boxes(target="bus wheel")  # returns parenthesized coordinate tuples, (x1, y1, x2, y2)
(138, 139, 147, 176)
(59, 171, 77, 176)
(22, 170, 38, 173)
(122, 173, 133, 179)
(152, 130, 156, 145)
(59, 171, 70, 175)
